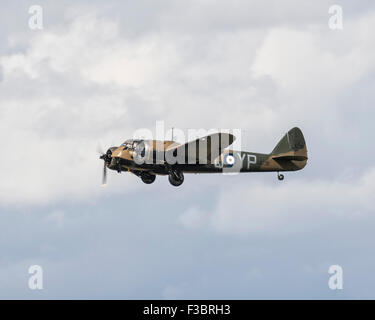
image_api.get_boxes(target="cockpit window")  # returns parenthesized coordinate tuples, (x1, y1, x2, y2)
(121, 139, 144, 152)
(121, 139, 133, 150)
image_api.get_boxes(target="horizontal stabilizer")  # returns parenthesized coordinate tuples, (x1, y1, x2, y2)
(272, 154, 308, 161)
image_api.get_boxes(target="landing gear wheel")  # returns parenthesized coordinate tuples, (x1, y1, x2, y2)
(141, 173, 156, 184)
(278, 173, 284, 181)
(168, 171, 184, 186)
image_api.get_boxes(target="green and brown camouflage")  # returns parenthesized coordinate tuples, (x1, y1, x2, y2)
(99, 127, 308, 186)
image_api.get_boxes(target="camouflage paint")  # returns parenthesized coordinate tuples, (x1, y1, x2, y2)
(104, 127, 307, 176)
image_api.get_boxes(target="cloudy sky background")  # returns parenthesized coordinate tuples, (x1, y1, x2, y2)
(0, 0, 375, 298)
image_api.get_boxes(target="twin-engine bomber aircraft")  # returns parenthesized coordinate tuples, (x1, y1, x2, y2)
(99, 127, 308, 187)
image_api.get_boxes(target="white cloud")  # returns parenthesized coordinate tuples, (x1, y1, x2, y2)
(0, 13, 179, 205)
(0, 7, 374, 205)
(252, 24, 375, 101)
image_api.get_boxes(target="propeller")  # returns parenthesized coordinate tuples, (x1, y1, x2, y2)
(102, 161, 107, 185)
(99, 148, 113, 186)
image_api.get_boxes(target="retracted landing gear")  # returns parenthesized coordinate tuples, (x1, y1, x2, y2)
(132, 170, 156, 184)
(168, 170, 184, 187)
(277, 172, 284, 181)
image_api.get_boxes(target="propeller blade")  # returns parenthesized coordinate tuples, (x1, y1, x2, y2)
(102, 162, 107, 186)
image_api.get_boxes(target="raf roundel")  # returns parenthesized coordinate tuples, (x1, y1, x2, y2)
(224, 154, 236, 167)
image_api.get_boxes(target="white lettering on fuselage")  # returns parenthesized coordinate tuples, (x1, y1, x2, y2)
(238, 153, 246, 164)
(235, 152, 257, 169)
(247, 154, 257, 169)
(215, 152, 257, 169)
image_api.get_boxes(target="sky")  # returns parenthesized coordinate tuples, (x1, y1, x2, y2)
(0, 0, 375, 299)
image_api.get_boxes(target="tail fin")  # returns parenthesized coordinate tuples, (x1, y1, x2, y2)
(271, 127, 308, 162)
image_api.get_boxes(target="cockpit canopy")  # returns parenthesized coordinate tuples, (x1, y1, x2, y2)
(121, 139, 141, 150)
(121, 139, 146, 157)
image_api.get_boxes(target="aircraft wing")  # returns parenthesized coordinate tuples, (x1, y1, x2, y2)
(166, 132, 235, 164)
